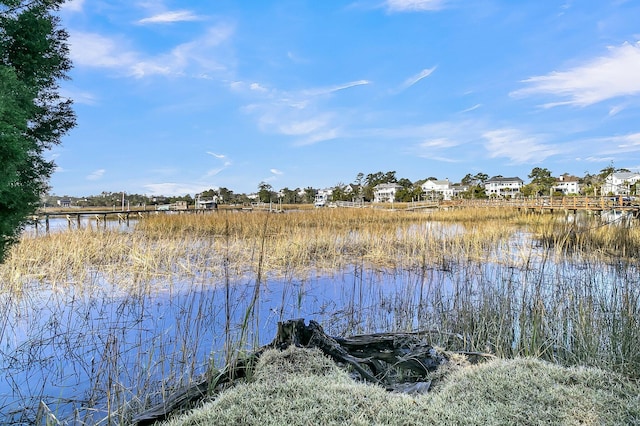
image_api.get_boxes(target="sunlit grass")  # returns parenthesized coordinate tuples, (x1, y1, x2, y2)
(164, 346, 640, 426)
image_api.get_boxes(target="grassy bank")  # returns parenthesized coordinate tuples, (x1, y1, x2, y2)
(164, 346, 640, 426)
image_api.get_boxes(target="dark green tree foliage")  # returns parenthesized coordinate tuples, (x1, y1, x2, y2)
(0, 0, 75, 260)
(257, 181, 274, 203)
(528, 167, 556, 196)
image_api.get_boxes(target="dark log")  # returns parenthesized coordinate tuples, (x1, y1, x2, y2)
(132, 319, 494, 425)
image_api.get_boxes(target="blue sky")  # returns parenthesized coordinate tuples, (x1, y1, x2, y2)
(51, 0, 640, 196)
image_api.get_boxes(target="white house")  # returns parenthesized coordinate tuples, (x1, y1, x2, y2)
(314, 188, 333, 206)
(373, 183, 402, 203)
(553, 174, 580, 195)
(484, 176, 524, 197)
(421, 179, 454, 200)
(452, 183, 470, 197)
(602, 172, 640, 195)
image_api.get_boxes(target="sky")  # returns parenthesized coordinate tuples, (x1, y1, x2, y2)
(50, 0, 640, 197)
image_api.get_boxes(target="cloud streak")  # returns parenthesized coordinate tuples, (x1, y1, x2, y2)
(386, 0, 448, 12)
(86, 169, 106, 181)
(512, 42, 640, 107)
(399, 67, 436, 91)
(68, 23, 234, 78)
(483, 129, 560, 164)
(138, 10, 202, 24)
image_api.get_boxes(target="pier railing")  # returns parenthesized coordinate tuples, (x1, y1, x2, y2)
(442, 196, 638, 211)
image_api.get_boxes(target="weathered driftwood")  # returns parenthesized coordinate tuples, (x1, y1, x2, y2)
(133, 319, 494, 425)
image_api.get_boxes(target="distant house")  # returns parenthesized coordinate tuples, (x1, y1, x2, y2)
(373, 183, 402, 203)
(484, 176, 524, 197)
(196, 195, 218, 209)
(421, 179, 454, 200)
(157, 200, 189, 211)
(602, 172, 640, 195)
(57, 198, 71, 208)
(315, 188, 333, 206)
(553, 174, 581, 195)
(451, 183, 470, 197)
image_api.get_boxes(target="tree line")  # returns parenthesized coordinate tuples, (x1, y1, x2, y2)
(47, 164, 632, 209)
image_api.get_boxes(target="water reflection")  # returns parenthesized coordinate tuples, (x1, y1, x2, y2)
(23, 216, 138, 235)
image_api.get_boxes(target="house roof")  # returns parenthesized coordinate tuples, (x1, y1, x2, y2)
(374, 183, 402, 189)
(610, 172, 640, 180)
(485, 176, 523, 183)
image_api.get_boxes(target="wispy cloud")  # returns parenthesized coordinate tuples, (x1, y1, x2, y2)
(68, 32, 138, 69)
(204, 151, 232, 177)
(240, 79, 367, 145)
(386, 0, 448, 12)
(511, 41, 640, 107)
(460, 104, 482, 113)
(68, 23, 234, 78)
(585, 132, 640, 155)
(270, 168, 284, 175)
(483, 129, 560, 163)
(302, 80, 370, 96)
(203, 166, 230, 178)
(86, 169, 106, 181)
(419, 137, 458, 149)
(138, 10, 202, 24)
(398, 67, 436, 91)
(206, 151, 226, 159)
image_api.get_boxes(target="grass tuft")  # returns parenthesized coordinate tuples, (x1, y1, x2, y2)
(164, 346, 640, 426)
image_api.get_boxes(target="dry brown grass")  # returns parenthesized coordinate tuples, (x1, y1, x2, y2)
(2, 209, 526, 291)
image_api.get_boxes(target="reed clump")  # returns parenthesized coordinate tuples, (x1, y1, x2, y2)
(528, 211, 640, 259)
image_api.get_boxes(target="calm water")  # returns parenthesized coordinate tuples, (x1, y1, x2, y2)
(0, 265, 446, 424)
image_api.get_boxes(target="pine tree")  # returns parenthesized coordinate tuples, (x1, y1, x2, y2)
(0, 0, 76, 260)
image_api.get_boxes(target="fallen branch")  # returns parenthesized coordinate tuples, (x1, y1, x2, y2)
(133, 319, 494, 425)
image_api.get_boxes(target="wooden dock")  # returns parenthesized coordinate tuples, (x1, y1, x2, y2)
(440, 196, 640, 215)
(31, 207, 214, 232)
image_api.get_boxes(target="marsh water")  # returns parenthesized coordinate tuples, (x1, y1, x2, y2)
(1, 213, 638, 424)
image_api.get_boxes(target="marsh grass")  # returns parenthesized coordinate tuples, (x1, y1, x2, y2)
(1, 207, 640, 423)
(164, 346, 640, 426)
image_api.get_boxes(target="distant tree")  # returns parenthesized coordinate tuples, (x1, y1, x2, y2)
(200, 188, 218, 198)
(363, 171, 397, 201)
(474, 173, 489, 183)
(598, 163, 616, 181)
(303, 187, 316, 204)
(397, 178, 413, 188)
(461, 173, 476, 185)
(0, 0, 76, 261)
(580, 172, 598, 196)
(218, 187, 233, 203)
(354, 172, 364, 187)
(331, 183, 347, 202)
(396, 185, 422, 202)
(383, 171, 397, 183)
(528, 167, 556, 196)
(279, 187, 298, 204)
(257, 182, 274, 203)
(520, 183, 537, 198)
